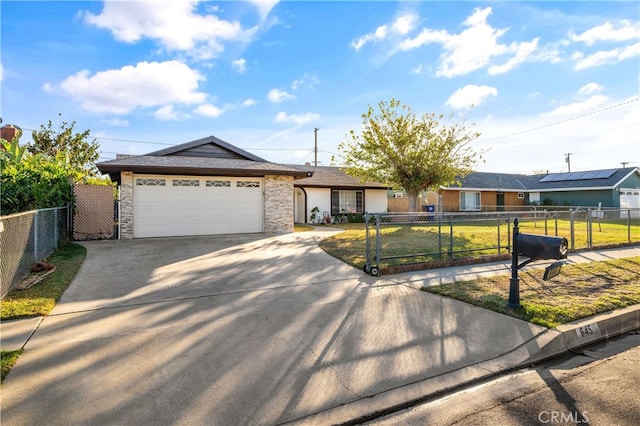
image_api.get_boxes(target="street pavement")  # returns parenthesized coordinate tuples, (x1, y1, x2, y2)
(368, 329, 640, 425)
(0, 231, 638, 425)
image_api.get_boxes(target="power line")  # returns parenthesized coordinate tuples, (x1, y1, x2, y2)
(478, 98, 639, 143)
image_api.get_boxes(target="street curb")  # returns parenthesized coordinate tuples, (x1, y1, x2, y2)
(285, 305, 640, 425)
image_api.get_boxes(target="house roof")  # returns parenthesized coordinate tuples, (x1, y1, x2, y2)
(442, 167, 640, 192)
(96, 136, 312, 180)
(97, 155, 312, 178)
(293, 166, 392, 189)
(146, 135, 267, 162)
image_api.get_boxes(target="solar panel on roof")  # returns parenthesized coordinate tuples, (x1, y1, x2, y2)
(593, 169, 616, 179)
(539, 173, 558, 182)
(538, 168, 618, 183)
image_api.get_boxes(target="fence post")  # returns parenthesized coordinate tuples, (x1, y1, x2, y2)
(376, 214, 383, 272)
(544, 212, 548, 235)
(627, 209, 631, 243)
(569, 210, 575, 252)
(497, 214, 501, 254)
(33, 210, 39, 261)
(449, 215, 454, 260)
(587, 209, 592, 249)
(54, 208, 59, 248)
(364, 212, 371, 268)
(554, 213, 558, 236)
(438, 215, 443, 259)
(506, 217, 512, 254)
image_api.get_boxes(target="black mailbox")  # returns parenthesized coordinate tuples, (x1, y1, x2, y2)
(516, 233, 568, 260)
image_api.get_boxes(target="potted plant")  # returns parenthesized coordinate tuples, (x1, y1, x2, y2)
(310, 206, 320, 224)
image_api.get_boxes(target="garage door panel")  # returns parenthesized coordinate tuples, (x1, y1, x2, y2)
(133, 175, 263, 238)
(620, 189, 640, 218)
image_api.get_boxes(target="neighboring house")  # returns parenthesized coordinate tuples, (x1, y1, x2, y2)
(439, 167, 640, 213)
(293, 166, 391, 223)
(96, 136, 313, 238)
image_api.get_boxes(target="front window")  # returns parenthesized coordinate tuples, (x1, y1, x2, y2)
(460, 191, 481, 211)
(331, 190, 363, 214)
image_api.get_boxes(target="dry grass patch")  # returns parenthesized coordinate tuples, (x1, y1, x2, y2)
(423, 256, 640, 328)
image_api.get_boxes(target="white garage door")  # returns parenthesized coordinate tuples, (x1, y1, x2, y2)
(620, 189, 640, 218)
(133, 175, 263, 238)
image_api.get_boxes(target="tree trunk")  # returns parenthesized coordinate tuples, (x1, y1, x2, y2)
(407, 191, 420, 212)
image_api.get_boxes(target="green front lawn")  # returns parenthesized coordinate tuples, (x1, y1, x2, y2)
(1, 242, 86, 320)
(320, 219, 639, 272)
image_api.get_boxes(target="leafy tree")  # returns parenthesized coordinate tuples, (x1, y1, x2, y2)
(28, 115, 100, 181)
(1, 125, 73, 215)
(1, 135, 27, 164)
(338, 98, 483, 212)
(1, 153, 73, 215)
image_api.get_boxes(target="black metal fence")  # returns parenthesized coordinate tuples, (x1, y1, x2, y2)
(0, 206, 70, 298)
(363, 209, 640, 276)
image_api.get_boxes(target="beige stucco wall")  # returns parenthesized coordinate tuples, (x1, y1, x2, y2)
(364, 189, 389, 213)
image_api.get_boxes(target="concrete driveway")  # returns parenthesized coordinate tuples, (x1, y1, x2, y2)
(0, 230, 545, 425)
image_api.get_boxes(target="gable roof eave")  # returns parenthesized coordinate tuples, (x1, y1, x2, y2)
(612, 167, 640, 189)
(96, 156, 312, 178)
(146, 135, 267, 162)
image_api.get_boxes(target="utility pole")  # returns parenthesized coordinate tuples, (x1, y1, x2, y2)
(314, 127, 319, 166)
(565, 153, 572, 172)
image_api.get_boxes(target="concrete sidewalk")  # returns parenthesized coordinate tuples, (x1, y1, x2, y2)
(1, 235, 638, 425)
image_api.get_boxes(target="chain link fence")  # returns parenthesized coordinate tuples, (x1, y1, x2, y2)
(363, 209, 640, 276)
(0, 206, 70, 298)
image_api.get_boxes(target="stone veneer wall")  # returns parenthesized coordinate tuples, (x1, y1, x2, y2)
(120, 171, 134, 239)
(264, 175, 294, 233)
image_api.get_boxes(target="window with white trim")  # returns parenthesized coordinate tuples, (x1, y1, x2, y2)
(331, 190, 363, 214)
(136, 178, 166, 186)
(460, 191, 481, 211)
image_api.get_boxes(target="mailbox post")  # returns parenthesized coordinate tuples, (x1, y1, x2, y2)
(507, 218, 568, 309)
(508, 219, 523, 308)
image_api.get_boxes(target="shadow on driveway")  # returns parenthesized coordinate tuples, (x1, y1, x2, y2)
(0, 230, 544, 425)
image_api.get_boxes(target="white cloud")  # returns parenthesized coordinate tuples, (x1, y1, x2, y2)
(578, 82, 603, 95)
(274, 111, 319, 125)
(194, 103, 225, 118)
(411, 64, 425, 74)
(446, 84, 498, 109)
(232, 58, 247, 73)
(100, 117, 129, 127)
(82, 1, 256, 60)
(543, 95, 609, 117)
(242, 98, 257, 107)
(154, 105, 182, 121)
(55, 60, 207, 114)
(268, 88, 295, 103)
(291, 73, 320, 91)
(569, 20, 640, 46)
(248, 0, 279, 21)
(399, 7, 537, 78)
(488, 38, 539, 75)
(574, 42, 640, 70)
(351, 13, 419, 50)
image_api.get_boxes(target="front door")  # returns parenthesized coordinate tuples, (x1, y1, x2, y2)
(497, 192, 505, 211)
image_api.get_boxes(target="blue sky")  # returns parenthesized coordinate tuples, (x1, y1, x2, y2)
(1, 1, 638, 174)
